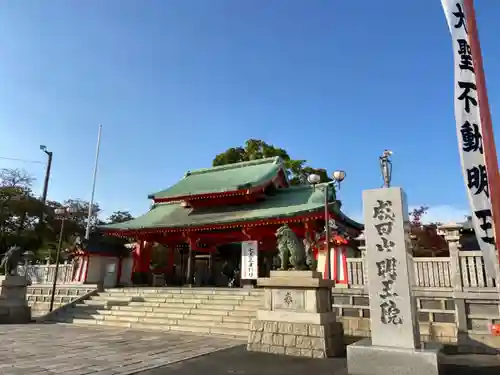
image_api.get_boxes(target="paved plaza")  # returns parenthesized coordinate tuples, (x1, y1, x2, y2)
(0, 324, 243, 375)
(0, 324, 500, 375)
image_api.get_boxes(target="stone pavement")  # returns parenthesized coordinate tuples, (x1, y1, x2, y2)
(141, 344, 500, 375)
(1, 324, 500, 375)
(0, 324, 242, 375)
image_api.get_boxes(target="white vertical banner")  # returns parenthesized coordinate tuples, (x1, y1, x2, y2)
(241, 240, 258, 280)
(442, 0, 497, 278)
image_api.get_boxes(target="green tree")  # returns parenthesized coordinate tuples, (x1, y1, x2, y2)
(212, 139, 332, 185)
(0, 168, 42, 253)
(0, 168, 106, 261)
(108, 210, 134, 224)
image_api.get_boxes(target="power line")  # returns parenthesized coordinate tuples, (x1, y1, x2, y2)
(0, 156, 45, 165)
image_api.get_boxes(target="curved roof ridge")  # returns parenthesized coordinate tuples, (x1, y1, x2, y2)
(187, 156, 282, 176)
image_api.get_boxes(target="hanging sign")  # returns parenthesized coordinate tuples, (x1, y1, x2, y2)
(241, 240, 258, 280)
(442, 0, 497, 278)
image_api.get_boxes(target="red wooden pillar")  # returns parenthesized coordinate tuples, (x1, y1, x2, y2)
(132, 241, 143, 273)
(131, 239, 153, 284)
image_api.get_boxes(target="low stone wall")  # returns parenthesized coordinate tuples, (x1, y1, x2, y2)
(27, 285, 98, 318)
(332, 287, 500, 354)
(248, 320, 344, 358)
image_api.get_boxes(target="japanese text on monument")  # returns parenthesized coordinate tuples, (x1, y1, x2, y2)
(442, 0, 496, 277)
(372, 200, 402, 325)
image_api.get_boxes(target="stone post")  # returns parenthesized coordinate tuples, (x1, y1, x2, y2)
(355, 231, 368, 287)
(438, 223, 467, 350)
(0, 275, 31, 323)
(347, 187, 442, 375)
(247, 270, 345, 358)
(438, 223, 464, 292)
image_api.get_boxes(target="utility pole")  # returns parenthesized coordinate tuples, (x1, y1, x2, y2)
(39, 145, 53, 224)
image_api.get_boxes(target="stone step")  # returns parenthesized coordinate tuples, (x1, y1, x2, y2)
(189, 309, 256, 319)
(79, 308, 184, 320)
(193, 304, 235, 311)
(201, 299, 245, 305)
(242, 295, 263, 301)
(97, 294, 212, 303)
(101, 293, 253, 304)
(183, 308, 228, 316)
(179, 318, 249, 330)
(83, 299, 130, 307)
(113, 305, 192, 314)
(234, 305, 259, 311)
(71, 307, 253, 324)
(108, 288, 262, 296)
(115, 304, 251, 316)
(239, 301, 262, 307)
(127, 301, 199, 308)
(78, 302, 108, 309)
(74, 302, 106, 310)
(59, 316, 249, 338)
(228, 310, 256, 317)
(100, 292, 252, 300)
(92, 303, 257, 317)
(90, 295, 133, 302)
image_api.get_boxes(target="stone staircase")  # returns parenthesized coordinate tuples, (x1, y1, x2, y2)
(27, 285, 97, 317)
(50, 287, 264, 338)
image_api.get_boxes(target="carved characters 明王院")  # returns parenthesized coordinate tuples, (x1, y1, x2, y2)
(372, 199, 403, 325)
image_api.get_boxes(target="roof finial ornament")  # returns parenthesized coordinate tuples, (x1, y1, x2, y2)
(184, 171, 191, 178)
(379, 150, 393, 188)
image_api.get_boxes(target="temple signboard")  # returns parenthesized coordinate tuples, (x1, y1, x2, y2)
(241, 240, 258, 280)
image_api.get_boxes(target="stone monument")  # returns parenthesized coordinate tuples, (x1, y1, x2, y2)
(0, 246, 31, 323)
(247, 271, 344, 358)
(247, 226, 344, 358)
(0, 275, 31, 323)
(346, 187, 443, 375)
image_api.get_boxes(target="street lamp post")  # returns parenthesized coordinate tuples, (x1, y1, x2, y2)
(39, 145, 53, 223)
(307, 171, 346, 280)
(49, 206, 77, 312)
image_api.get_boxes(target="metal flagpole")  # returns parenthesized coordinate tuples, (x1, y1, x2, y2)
(85, 124, 102, 240)
(464, 0, 500, 261)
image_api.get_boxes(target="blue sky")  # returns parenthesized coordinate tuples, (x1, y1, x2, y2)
(0, 1, 499, 223)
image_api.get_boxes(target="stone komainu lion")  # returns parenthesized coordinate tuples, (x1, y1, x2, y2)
(0, 245, 23, 276)
(275, 225, 308, 270)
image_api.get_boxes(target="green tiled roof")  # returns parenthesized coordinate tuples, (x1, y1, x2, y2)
(102, 183, 362, 232)
(149, 157, 285, 200)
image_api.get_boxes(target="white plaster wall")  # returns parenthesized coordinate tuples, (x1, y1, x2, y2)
(119, 258, 134, 285)
(85, 256, 103, 283)
(85, 256, 119, 287)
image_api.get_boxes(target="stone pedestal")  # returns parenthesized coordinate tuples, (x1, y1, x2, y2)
(347, 187, 443, 375)
(0, 275, 31, 324)
(247, 270, 344, 358)
(347, 339, 442, 375)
